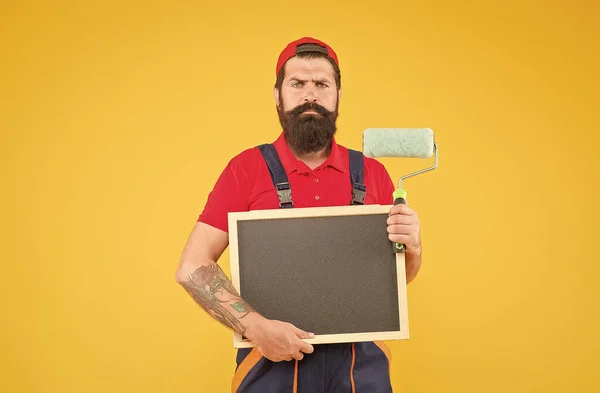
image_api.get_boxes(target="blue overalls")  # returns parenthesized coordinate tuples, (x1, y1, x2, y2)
(231, 144, 394, 393)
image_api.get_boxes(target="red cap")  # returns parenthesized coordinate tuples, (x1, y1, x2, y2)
(275, 37, 339, 77)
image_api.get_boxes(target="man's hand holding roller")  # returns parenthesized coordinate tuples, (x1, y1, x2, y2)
(387, 203, 422, 283)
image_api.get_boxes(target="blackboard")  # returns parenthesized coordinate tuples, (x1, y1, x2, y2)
(228, 204, 409, 348)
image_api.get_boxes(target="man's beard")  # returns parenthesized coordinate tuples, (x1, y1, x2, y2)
(277, 97, 338, 155)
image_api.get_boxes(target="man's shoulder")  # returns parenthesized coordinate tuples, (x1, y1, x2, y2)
(226, 145, 264, 167)
(362, 154, 388, 171)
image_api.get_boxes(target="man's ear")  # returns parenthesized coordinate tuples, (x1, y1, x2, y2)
(273, 87, 280, 108)
(338, 87, 342, 103)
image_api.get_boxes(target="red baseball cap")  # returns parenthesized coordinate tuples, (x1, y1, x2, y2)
(275, 37, 339, 77)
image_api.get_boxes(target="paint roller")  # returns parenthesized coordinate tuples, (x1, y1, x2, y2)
(362, 128, 438, 253)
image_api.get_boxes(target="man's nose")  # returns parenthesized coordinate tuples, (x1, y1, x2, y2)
(303, 85, 318, 102)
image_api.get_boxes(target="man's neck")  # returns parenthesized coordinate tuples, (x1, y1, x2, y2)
(288, 143, 331, 170)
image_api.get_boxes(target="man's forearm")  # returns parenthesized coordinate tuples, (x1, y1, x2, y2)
(405, 246, 422, 284)
(178, 261, 257, 335)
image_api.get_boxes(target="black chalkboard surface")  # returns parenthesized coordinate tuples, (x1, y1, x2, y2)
(228, 204, 409, 348)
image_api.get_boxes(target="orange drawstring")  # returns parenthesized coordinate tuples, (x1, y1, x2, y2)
(293, 358, 299, 393)
(350, 343, 356, 393)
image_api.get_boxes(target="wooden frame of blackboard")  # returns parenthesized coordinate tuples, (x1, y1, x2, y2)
(228, 204, 409, 349)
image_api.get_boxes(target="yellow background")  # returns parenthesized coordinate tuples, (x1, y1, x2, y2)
(2, 0, 599, 392)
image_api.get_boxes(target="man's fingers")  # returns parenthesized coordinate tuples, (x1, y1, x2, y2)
(387, 224, 414, 235)
(389, 233, 419, 247)
(292, 326, 315, 339)
(389, 204, 416, 216)
(292, 351, 304, 361)
(299, 340, 314, 354)
(290, 325, 315, 354)
(389, 233, 411, 241)
(387, 214, 418, 226)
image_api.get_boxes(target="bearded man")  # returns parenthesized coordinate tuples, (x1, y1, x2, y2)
(176, 37, 423, 393)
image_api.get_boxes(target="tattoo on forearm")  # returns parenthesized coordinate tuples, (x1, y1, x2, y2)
(230, 301, 251, 313)
(180, 264, 254, 334)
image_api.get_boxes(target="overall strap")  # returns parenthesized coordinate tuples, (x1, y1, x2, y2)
(348, 149, 366, 205)
(257, 144, 293, 208)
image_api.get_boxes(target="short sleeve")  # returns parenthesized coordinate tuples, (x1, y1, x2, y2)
(378, 168, 396, 205)
(364, 156, 396, 205)
(197, 152, 253, 233)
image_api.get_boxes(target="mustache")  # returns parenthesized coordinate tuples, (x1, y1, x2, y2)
(287, 102, 332, 117)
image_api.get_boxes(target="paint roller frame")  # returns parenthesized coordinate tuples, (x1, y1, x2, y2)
(362, 128, 438, 253)
(397, 142, 438, 190)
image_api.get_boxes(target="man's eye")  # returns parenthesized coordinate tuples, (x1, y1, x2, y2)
(292, 82, 302, 88)
(317, 82, 328, 88)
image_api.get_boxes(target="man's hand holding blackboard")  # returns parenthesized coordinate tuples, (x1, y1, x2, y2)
(387, 203, 423, 283)
(244, 314, 315, 362)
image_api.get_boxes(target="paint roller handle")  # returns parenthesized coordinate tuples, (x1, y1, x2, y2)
(393, 189, 407, 253)
(394, 196, 406, 205)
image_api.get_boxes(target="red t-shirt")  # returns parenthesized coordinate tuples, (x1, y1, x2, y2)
(198, 132, 396, 232)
